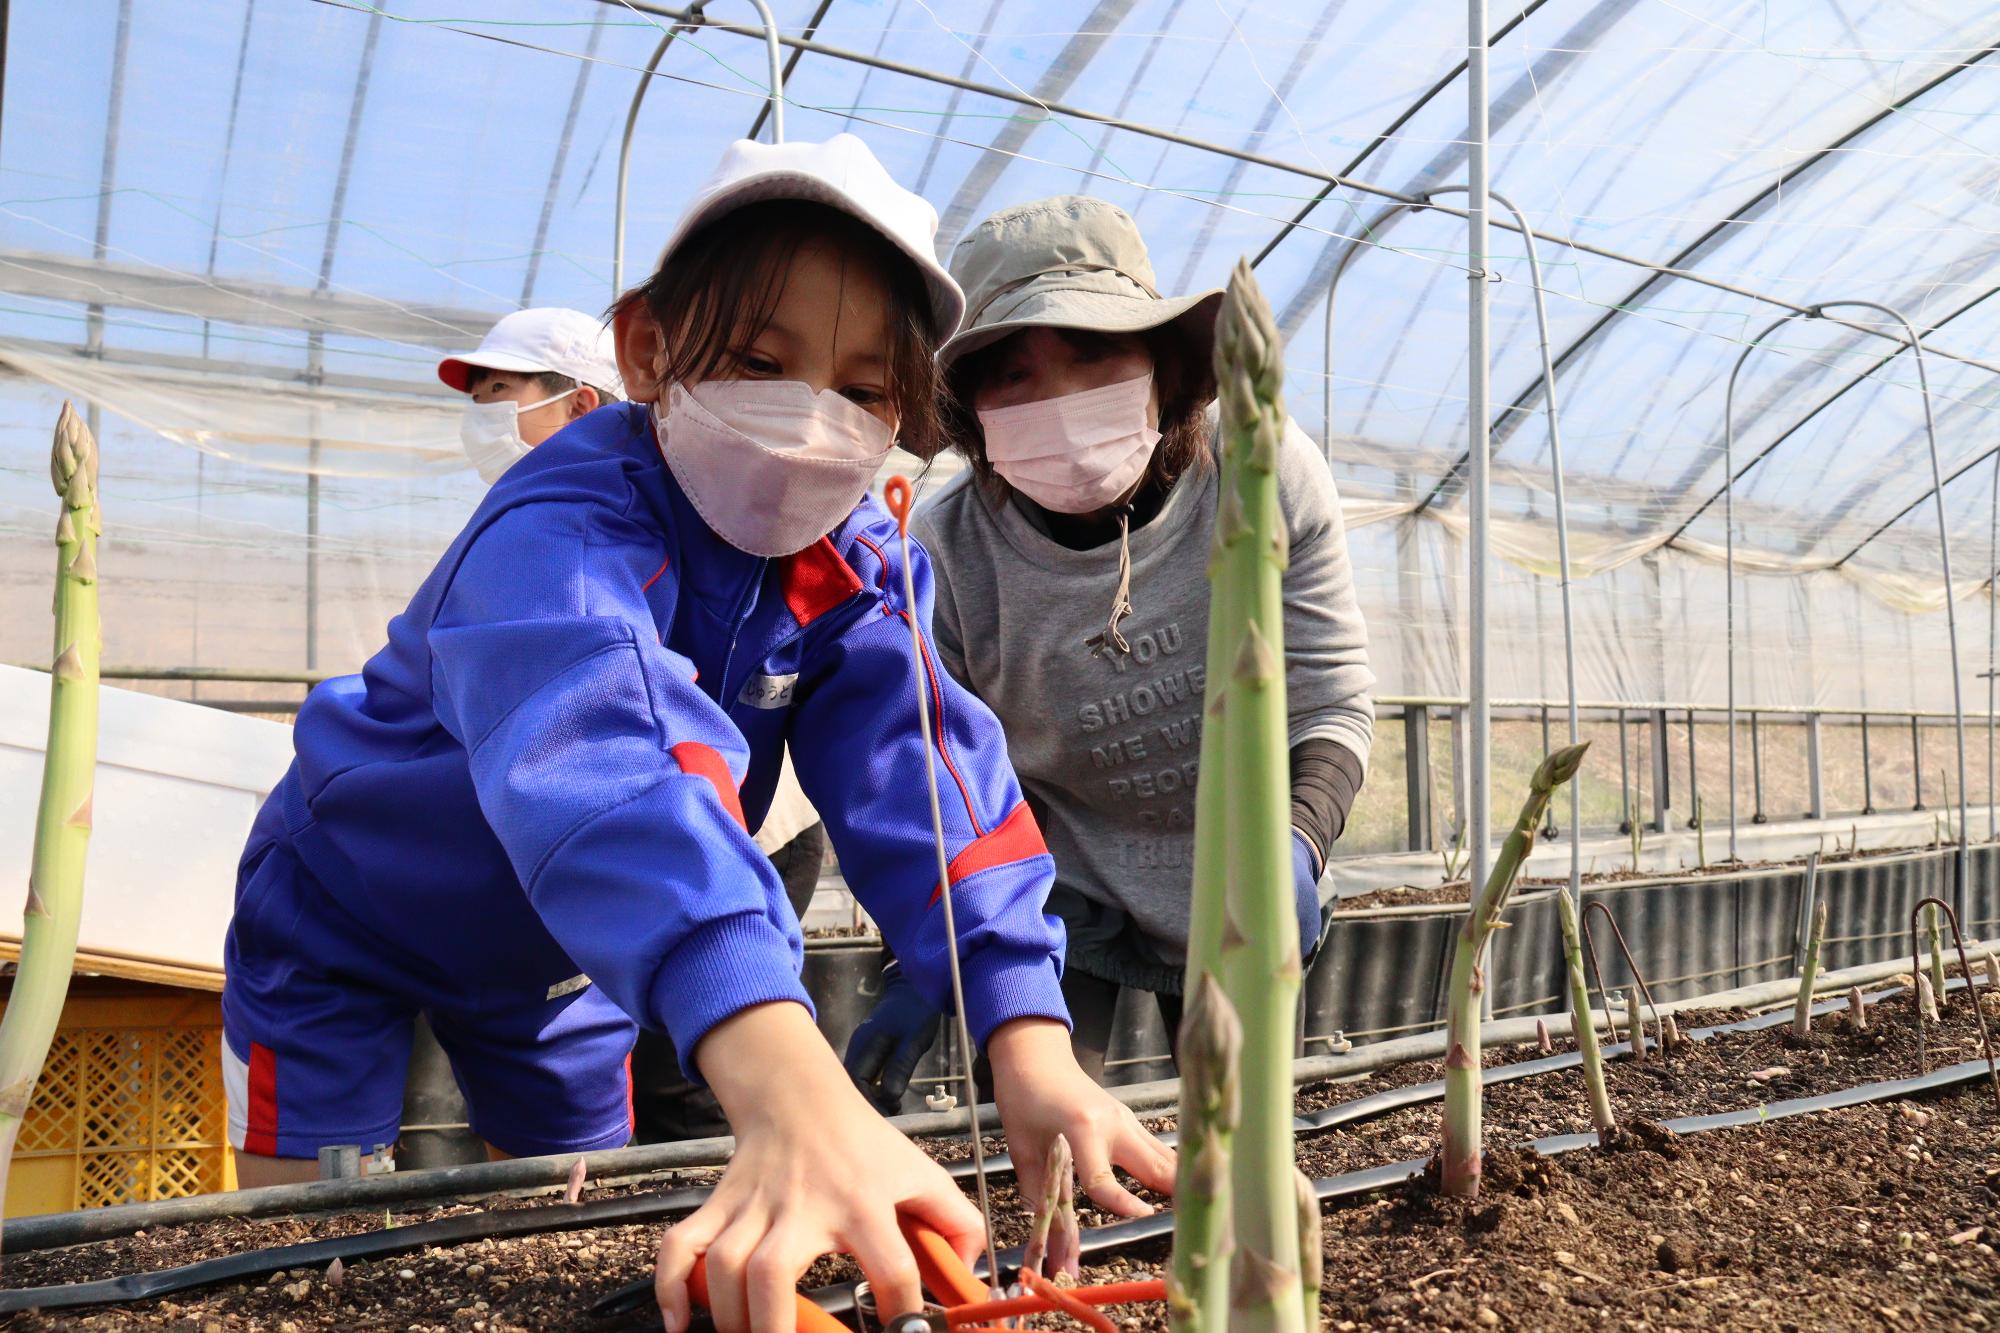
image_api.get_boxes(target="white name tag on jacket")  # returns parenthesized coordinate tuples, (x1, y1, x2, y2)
(738, 671, 799, 710)
(546, 973, 592, 1001)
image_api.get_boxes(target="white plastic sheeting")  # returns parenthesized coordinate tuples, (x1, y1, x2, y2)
(0, 666, 292, 976)
(2, 1, 1999, 716)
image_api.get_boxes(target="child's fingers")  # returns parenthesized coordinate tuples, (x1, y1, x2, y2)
(899, 1168, 987, 1266)
(1115, 1120, 1178, 1195)
(700, 1225, 761, 1333)
(847, 1207, 928, 1322)
(744, 1224, 813, 1333)
(1073, 1133, 1154, 1218)
(655, 1207, 723, 1333)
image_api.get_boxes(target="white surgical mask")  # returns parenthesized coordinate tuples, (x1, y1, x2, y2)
(977, 373, 1160, 514)
(658, 379, 895, 557)
(460, 388, 576, 485)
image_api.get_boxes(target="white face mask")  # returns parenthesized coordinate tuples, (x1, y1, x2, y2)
(460, 388, 576, 485)
(977, 373, 1161, 514)
(658, 379, 895, 557)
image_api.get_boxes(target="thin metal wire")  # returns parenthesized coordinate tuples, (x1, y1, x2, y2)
(888, 508, 1000, 1295)
(572, 0, 2000, 382)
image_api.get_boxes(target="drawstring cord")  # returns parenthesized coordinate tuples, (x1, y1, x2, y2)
(1089, 504, 1136, 659)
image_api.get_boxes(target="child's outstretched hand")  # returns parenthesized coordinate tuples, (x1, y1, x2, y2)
(654, 1003, 982, 1333)
(987, 1017, 1177, 1220)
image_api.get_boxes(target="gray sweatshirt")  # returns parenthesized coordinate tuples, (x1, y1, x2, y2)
(914, 418, 1375, 981)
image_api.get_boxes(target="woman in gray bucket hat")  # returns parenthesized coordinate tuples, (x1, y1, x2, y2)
(842, 195, 1376, 1096)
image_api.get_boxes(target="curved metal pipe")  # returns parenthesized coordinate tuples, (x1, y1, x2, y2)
(1718, 312, 1798, 864)
(1816, 300, 1968, 924)
(611, 0, 786, 298)
(1321, 185, 1582, 900)
(1426, 185, 1582, 902)
(1722, 302, 1971, 908)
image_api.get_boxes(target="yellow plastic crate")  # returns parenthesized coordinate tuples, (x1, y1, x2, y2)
(2, 981, 237, 1217)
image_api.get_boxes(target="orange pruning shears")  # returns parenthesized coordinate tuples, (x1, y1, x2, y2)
(679, 1217, 1163, 1332)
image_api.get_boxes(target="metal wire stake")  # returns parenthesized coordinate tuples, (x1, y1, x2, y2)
(883, 476, 1000, 1294)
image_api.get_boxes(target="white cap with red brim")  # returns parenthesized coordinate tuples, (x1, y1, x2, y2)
(437, 307, 624, 397)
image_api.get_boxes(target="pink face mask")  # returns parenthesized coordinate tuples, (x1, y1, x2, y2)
(658, 379, 895, 557)
(977, 373, 1161, 514)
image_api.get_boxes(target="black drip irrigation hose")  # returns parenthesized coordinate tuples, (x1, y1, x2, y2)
(0, 980, 1970, 1319)
(1295, 984, 1905, 1133)
(755, 1053, 2000, 1333)
(0, 1184, 712, 1315)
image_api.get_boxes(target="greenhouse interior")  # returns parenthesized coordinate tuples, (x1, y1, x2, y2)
(0, 2, 1998, 1330)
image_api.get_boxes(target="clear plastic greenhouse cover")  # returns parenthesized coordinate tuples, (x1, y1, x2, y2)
(5, 0, 2000, 730)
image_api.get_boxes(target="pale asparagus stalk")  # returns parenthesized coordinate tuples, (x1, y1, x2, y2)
(1917, 972, 1939, 1023)
(1793, 897, 1829, 1039)
(1440, 743, 1591, 1198)
(1024, 1134, 1076, 1278)
(1848, 986, 1868, 1031)
(1168, 975, 1242, 1332)
(1554, 889, 1614, 1136)
(1293, 1169, 1321, 1319)
(0, 403, 101, 1217)
(1928, 905, 1948, 1003)
(1625, 990, 1648, 1063)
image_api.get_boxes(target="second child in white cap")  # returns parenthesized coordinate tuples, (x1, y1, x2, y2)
(438, 307, 625, 483)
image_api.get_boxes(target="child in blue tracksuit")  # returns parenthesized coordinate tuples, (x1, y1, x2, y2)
(222, 136, 1173, 1333)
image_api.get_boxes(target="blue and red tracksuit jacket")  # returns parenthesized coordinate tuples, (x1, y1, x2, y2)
(247, 399, 1067, 1076)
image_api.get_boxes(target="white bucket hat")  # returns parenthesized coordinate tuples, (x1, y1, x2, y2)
(438, 307, 624, 398)
(651, 133, 964, 340)
(939, 196, 1222, 368)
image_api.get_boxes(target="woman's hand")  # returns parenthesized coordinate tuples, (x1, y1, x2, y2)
(654, 1002, 983, 1333)
(986, 1017, 1177, 1220)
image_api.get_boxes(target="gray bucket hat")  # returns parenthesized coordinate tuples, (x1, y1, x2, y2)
(939, 195, 1222, 368)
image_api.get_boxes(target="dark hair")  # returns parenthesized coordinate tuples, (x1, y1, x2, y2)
(610, 200, 943, 456)
(943, 322, 1215, 495)
(463, 366, 621, 403)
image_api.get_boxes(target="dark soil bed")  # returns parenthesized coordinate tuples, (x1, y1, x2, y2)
(5, 986, 1997, 1331)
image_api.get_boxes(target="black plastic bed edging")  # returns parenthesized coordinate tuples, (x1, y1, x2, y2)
(0, 981, 1970, 1320)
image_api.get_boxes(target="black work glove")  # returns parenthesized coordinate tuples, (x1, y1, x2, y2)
(842, 962, 943, 1115)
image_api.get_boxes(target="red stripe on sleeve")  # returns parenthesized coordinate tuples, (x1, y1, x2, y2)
(245, 1041, 279, 1157)
(929, 801, 1048, 905)
(671, 740, 747, 831)
(905, 612, 984, 838)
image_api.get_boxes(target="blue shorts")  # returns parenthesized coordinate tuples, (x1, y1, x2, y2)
(222, 837, 638, 1160)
